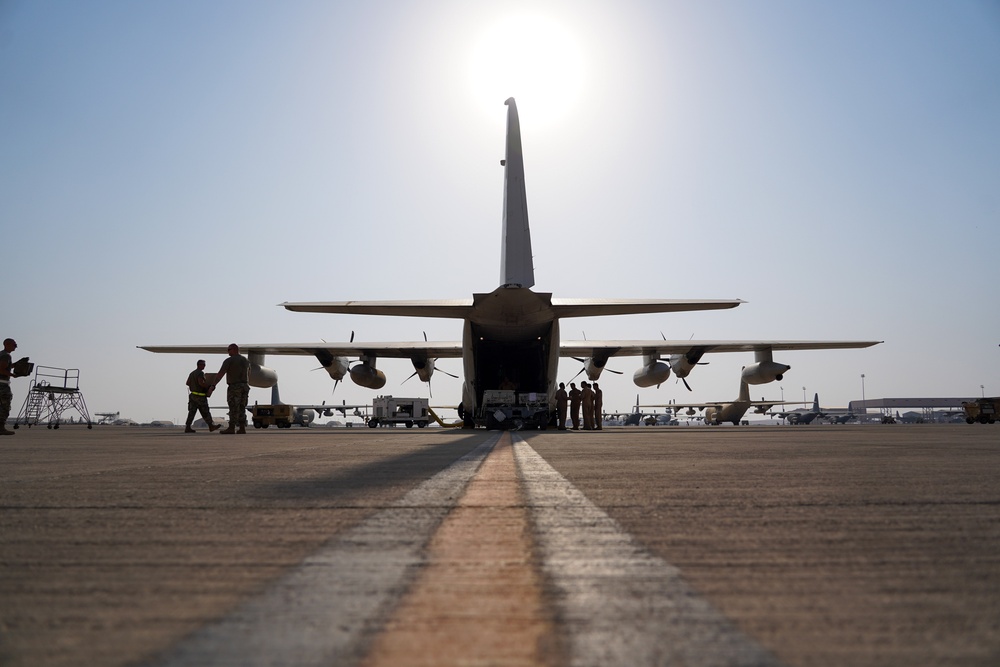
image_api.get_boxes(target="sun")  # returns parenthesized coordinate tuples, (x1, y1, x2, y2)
(467, 14, 586, 129)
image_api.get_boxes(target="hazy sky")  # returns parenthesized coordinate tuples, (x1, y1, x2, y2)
(2, 0, 998, 423)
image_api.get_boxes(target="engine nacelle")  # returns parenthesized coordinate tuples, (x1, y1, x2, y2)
(583, 356, 611, 381)
(741, 361, 790, 385)
(411, 357, 435, 383)
(245, 352, 278, 388)
(669, 355, 696, 379)
(295, 408, 316, 426)
(703, 407, 720, 424)
(248, 364, 278, 388)
(351, 364, 386, 390)
(324, 358, 350, 382)
(633, 361, 671, 388)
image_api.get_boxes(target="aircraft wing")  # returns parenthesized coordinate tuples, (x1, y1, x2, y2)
(559, 339, 882, 357)
(138, 341, 464, 358)
(641, 399, 804, 410)
(279, 300, 474, 318)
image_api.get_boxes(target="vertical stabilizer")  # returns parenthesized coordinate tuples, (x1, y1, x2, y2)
(812, 393, 820, 412)
(500, 98, 534, 288)
(738, 380, 751, 403)
(271, 384, 282, 405)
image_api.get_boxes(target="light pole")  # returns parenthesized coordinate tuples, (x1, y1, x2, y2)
(861, 374, 866, 424)
(802, 386, 807, 405)
(982, 384, 986, 398)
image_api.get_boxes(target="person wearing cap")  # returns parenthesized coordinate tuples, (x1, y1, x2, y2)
(210, 344, 250, 434)
(184, 359, 221, 433)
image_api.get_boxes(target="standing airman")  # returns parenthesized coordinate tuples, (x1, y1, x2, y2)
(569, 382, 582, 430)
(211, 344, 251, 434)
(581, 381, 595, 430)
(555, 382, 568, 430)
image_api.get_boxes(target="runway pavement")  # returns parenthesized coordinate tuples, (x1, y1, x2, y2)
(1, 424, 998, 666)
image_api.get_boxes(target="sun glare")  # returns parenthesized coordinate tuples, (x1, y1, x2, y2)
(468, 14, 586, 128)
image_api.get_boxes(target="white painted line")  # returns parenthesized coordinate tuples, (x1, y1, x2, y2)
(512, 435, 783, 667)
(146, 435, 499, 667)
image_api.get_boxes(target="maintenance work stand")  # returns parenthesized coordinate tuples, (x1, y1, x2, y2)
(15, 366, 93, 429)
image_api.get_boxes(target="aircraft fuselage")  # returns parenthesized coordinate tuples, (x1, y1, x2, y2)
(462, 287, 560, 427)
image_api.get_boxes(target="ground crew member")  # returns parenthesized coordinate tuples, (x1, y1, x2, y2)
(569, 382, 582, 430)
(556, 382, 568, 430)
(1, 338, 24, 436)
(211, 344, 251, 434)
(593, 382, 603, 430)
(185, 360, 221, 433)
(581, 381, 595, 430)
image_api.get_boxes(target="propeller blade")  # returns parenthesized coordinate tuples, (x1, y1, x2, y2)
(682, 377, 692, 391)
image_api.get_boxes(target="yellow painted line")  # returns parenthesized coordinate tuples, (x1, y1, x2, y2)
(362, 432, 560, 667)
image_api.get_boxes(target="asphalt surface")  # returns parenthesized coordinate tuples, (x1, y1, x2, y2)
(1, 424, 998, 666)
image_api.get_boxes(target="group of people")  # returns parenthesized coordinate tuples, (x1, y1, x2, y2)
(1, 337, 250, 435)
(555, 380, 603, 431)
(6, 337, 617, 436)
(185, 343, 250, 434)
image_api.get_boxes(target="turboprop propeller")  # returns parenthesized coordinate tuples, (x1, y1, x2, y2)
(401, 332, 459, 397)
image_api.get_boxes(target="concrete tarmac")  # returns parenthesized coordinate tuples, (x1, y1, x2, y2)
(1, 424, 998, 666)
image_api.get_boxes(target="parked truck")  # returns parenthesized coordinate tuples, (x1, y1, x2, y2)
(368, 396, 430, 428)
(963, 398, 998, 424)
(250, 404, 296, 429)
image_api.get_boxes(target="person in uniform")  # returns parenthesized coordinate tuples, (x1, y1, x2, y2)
(593, 381, 603, 430)
(555, 382, 568, 430)
(568, 382, 582, 430)
(211, 344, 251, 434)
(581, 381, 595, 430)
(0, 338, 23, 435)
(185, 360, 221, 433)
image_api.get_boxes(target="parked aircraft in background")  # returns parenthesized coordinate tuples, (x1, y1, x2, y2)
(825, 411, 857, 424)
(141, 98, 880, 429)
(772, 393, 825, 424)
(95, 412, 120, 425)
(642, 380, 800, 426)
(329, 399, 370, 421)
(602, 395, 661, 426)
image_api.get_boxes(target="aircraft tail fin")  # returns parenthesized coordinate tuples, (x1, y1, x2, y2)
(271, 384, 282, 405)
(500, 98, 534, 288)
(813, 393, 820, 412)
(738, 380, 751, 403)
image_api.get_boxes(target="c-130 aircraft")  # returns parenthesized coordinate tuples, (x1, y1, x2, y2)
(141, 98, 880, 429)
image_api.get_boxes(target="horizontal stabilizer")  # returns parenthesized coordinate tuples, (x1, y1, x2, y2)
(280, 300, 474, 319)
(551, 298, 744, 318)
